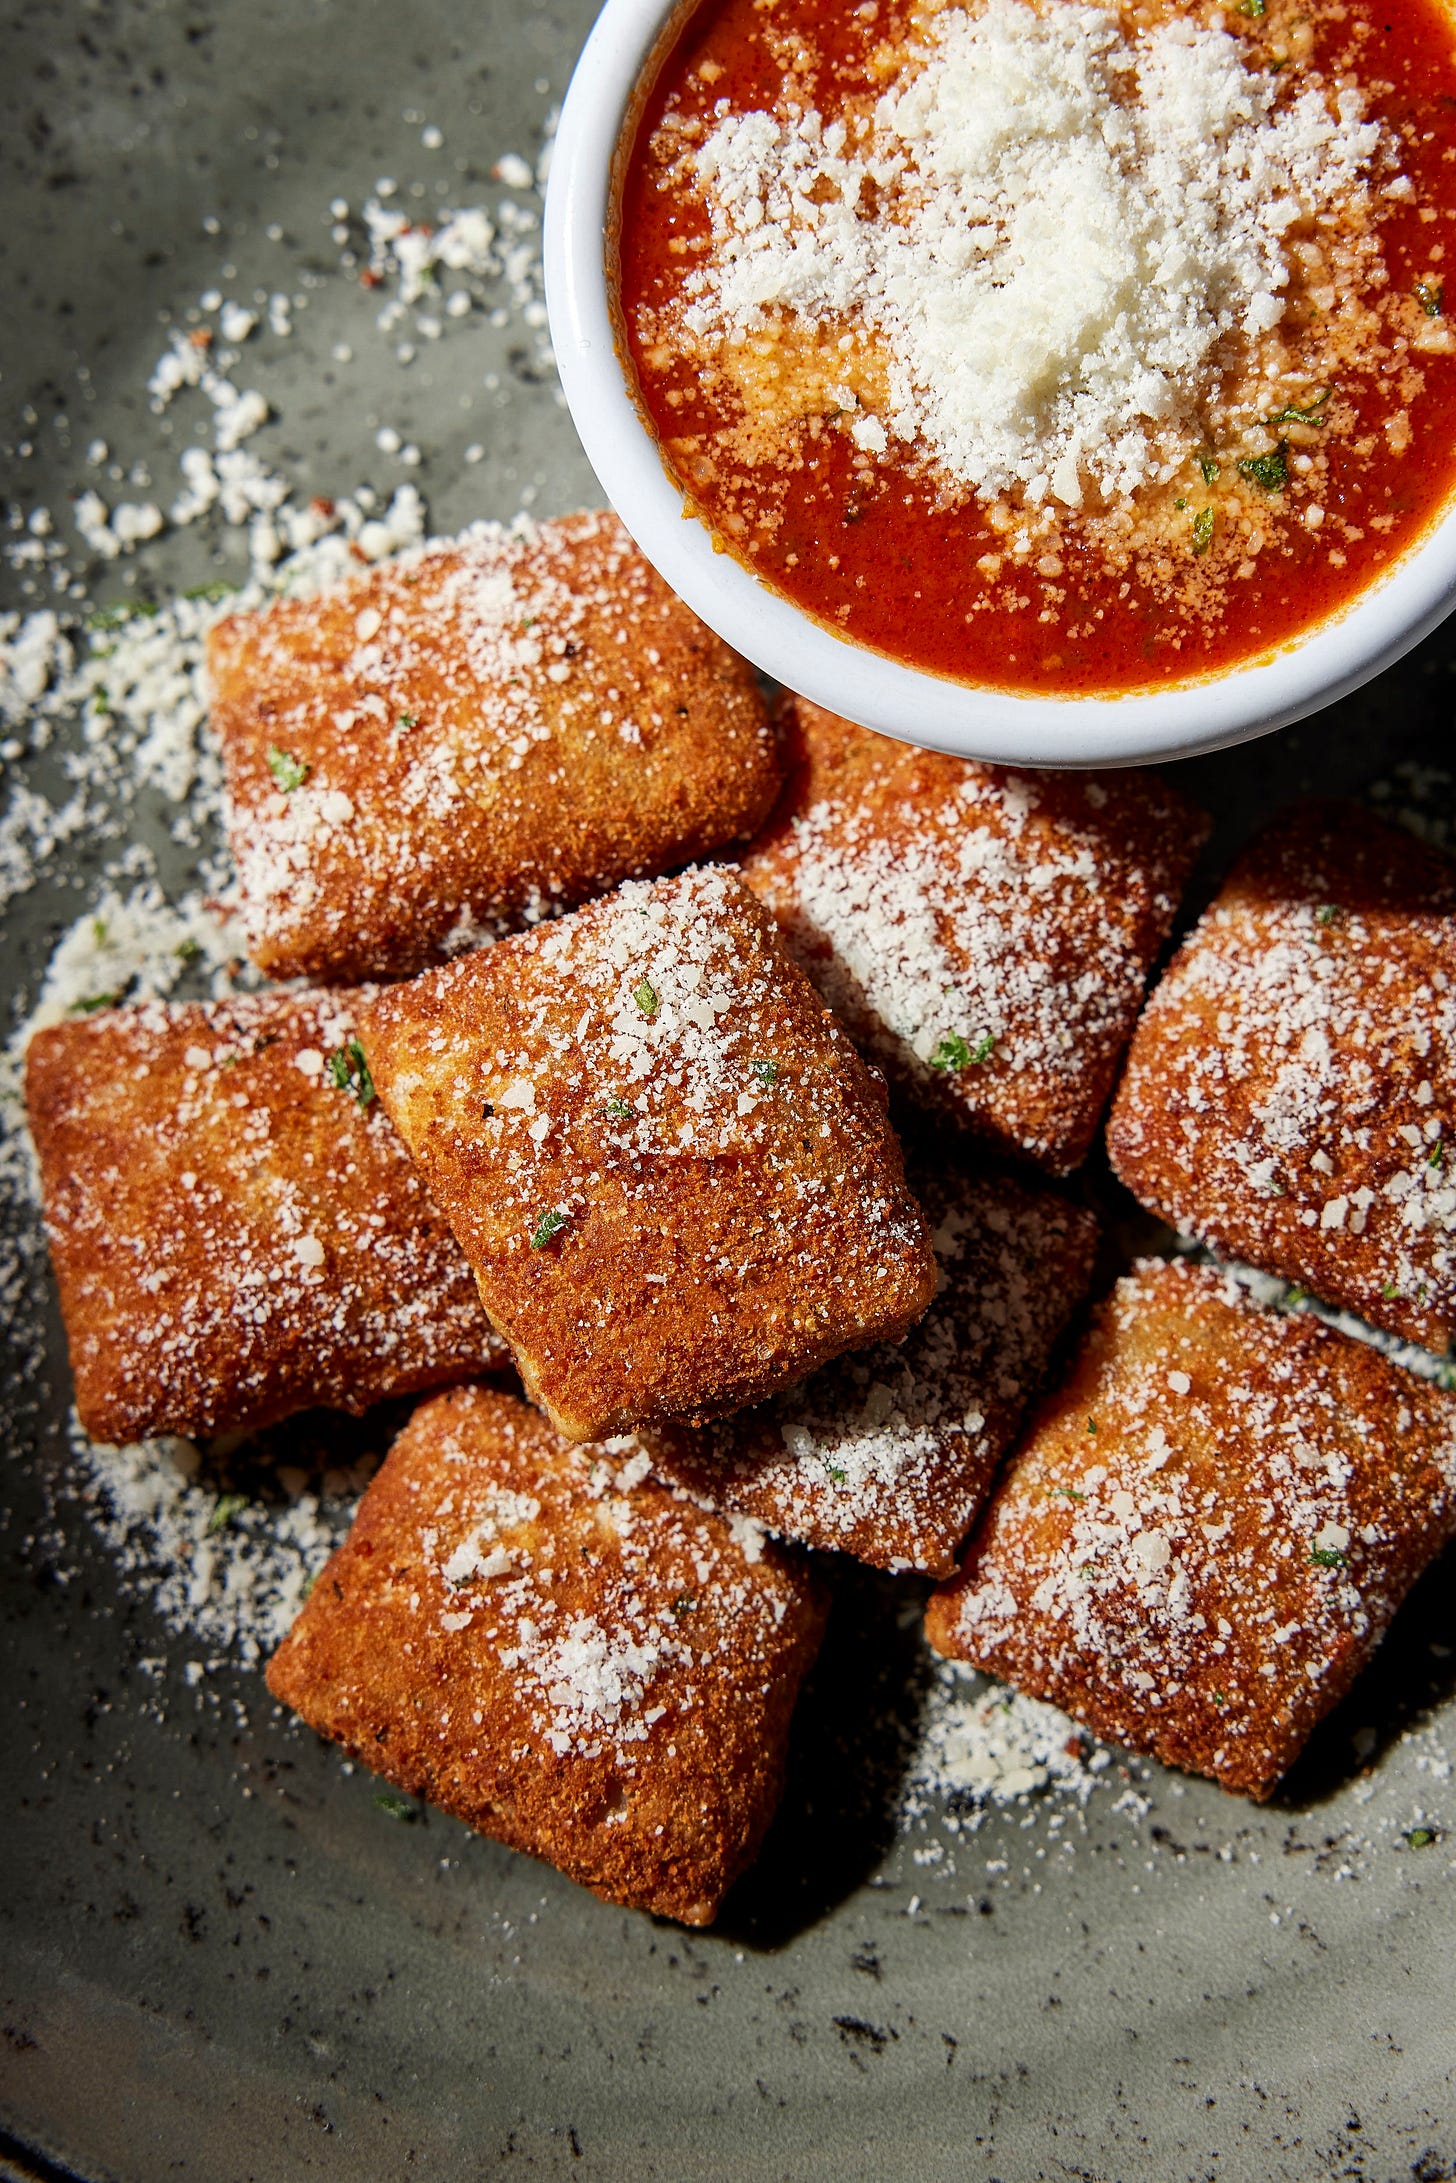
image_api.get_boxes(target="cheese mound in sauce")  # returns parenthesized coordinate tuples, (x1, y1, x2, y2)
(685, 0, 1385, 506)
(623, 0, 1456, 687)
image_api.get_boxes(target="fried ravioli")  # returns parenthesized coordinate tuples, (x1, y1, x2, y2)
(266, 1384, 827, 1925)
(209, 512, 780, 982)
(1108, 802, 1456, 1354)
(649, 1153, 1098, 1576)
(358, 865, 939, 1443)
(25, 990, 505, 1445)
(738, 698, 1207, 1174)
(927, 1258, 1456, 1800)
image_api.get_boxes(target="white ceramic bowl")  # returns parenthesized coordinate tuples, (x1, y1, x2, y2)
(544, 0, 1456, 768)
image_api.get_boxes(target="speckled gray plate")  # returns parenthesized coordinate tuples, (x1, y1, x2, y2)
(1, 4, 1453, 2178)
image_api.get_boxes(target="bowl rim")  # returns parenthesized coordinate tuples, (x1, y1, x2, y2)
(543, 0, 1456, 768)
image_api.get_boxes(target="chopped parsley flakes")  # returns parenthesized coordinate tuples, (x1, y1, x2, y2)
(266, 744, 310, 792)
(1309, 1545, 1347, 1569)
(86, 600, 161, 632)
(529, 1208, 570, 1250)
(1406, 1826, 1437, 1848)
(604, 1097, 633, 1120)
(84, 604, 130, 633)
(1199, 455, 1221, 484)
(1267, 388, 1330, 426)
(750, 1058, 779, 1087)
(1237, 441, 1289, 493)
(373, 1792, 419, 1821)
(930, 1030, 995, 1072)
(633, 978, 659, 1020)
(206, 1492, 248, 1537)
(327, 1038, 375, 1108)
(1415, 279, 1444, 319)
(1193, 506, 1215, 554)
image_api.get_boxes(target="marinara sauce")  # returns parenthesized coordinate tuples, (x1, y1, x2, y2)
(616, 0, 1456, 696)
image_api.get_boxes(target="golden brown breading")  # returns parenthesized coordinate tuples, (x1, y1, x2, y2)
(926, 1258, 1456, 1800)
(648, 1152, 1097, 1576)
(25, 990, 505, 1445)
(738, 698, 1208, 1174)
(358, 865, 939, 1443)
(208, 512, 780, 982)
(266, 1384, 827, 1925)
(1108, 802, 1456, 1354)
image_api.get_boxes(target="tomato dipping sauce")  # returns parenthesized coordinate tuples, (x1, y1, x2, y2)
(616, 0, 1456, 695)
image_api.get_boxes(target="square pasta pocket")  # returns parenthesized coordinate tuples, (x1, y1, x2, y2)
(927, 1258, 1456, 1799)
(267, 1385, 827, 1925)
(25, 989, 504, 1444)
(1109, 801, 1456, 1354)
(358, 866, 938, 1441)
(741, 699, 1207, 1174)
(649, 1152, 1097, 1575)
(209, 513, 780, 981)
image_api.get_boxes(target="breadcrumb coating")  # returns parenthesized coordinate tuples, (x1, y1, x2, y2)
(1109, 801, 1456, 1353)
(927, 1258, 1456, 1799)
(25, 990, 505, 1445)
(739, 698, 1207, 1173)
(359, 866, 938, 1441)
(209, 512, 780, 981)
(266, 1384, 827, 1925)
(649, 1151, 1097, 1575)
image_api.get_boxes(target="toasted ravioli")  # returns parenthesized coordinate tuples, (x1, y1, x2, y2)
(649, 1153, 1097, 1575)
(359, 866, 938, 1443)
(209, 512, 779, 982)
(926, 1258, 1456, 1800)
(266, 1385, 826, 1925)
(1108, 802, 1456, 1354)
(25, 991, 505, 1445)
(738, 698, 1207, 1174)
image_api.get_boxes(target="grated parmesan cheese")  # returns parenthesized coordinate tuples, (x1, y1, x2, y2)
(678, 0, 1388, 505)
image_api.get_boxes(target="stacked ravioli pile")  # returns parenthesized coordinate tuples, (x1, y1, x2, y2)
(25, 514, 1456, 1924)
